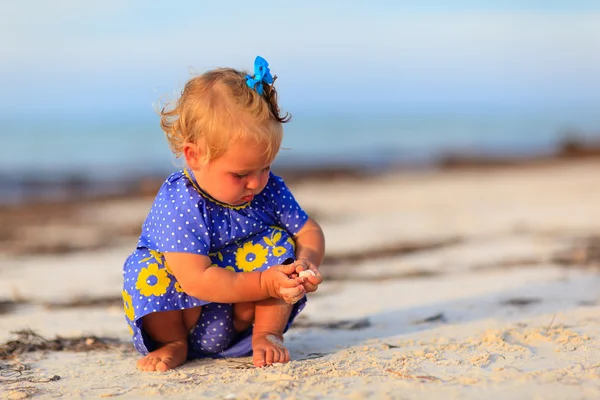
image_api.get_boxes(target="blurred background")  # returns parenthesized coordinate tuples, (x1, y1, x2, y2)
(1, 1, 600, 258)
(1, 0, 599, 204)
(3, 5, 600, 394)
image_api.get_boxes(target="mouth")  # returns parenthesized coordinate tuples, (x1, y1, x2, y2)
(241, 194, 254, 203)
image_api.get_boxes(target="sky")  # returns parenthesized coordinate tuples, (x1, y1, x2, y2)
(2, 0, 600, 116)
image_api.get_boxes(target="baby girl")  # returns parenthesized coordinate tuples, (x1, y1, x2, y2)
(122, 56, 325, 371)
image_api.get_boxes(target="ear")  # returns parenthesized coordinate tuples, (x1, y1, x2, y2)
(183, 143, 204, 170)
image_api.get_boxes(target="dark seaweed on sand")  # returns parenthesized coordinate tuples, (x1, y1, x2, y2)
(0, 329, 131, 360)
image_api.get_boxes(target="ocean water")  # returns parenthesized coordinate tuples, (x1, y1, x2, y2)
(1, 105, 599, 202)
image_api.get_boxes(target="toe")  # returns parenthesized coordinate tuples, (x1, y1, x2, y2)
(282, 348, 290, 363)
(156, 359, 170, 372)
(137, 356, 153, 371)
(136, 341, 188, 372)
(136, 359, 145, 371)
(265, 349, 275, 365)
(253, 348, 266, 368)
(271, 349, 281, 364)
(145, 357, 160, 372)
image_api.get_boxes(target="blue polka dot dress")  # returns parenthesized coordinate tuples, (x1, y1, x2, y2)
(122, 170, 309, 358)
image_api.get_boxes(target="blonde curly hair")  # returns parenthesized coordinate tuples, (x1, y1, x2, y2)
(160, 67, 291, 165)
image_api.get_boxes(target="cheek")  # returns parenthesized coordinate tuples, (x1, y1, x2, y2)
(258, 173, 270, 190)
(226, 176, 246, 192)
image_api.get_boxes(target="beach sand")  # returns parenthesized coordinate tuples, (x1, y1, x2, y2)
(2, 159, 600, 399)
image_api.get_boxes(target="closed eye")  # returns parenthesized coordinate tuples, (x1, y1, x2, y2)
(232, 166, 270, 179)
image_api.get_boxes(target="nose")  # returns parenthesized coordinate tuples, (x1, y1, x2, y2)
(245, 174, 260, 191)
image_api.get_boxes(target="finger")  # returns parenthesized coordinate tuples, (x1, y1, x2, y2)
(282, 292, 299, 305)
(294, 260, 310, 273)
(303, 282, 319, 293)
(288, 289, 306, 303)
(276, 263, 298, 275)
(294, 259, 310, 269)
(280, 285, 305, 303)
(279, 278, 303, 289)
(307, 274, 323, 285)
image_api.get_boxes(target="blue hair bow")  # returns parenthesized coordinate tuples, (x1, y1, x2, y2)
(245, 56, 273, 95)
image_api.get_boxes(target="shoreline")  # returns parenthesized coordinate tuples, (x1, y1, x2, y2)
(2, 137, 600, 207)
(2, 155, 600, 259)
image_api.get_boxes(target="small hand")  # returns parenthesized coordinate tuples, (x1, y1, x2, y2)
(294, 259, 323, 293)
(261, 262, 305, 304)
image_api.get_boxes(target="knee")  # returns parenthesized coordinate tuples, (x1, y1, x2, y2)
(182, 306, 202, 331)
(233, 302, 255, 324)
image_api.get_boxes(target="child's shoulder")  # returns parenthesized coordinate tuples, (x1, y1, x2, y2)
(152, 170, 207, 208)
(162, 169, 189, 186)
(158, 169, 194, 192)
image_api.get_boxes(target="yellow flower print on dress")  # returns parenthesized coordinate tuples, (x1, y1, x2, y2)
(122, 290, 135, 321)
(263, 230, 282, 247)
(235, 241, 268, 272)
(264, 226, 294, 256)
(139, 249, 173, 275)
(269, 226, 296, 247)
(163, 259, 173, 275)
(225, 265, 236, 272)
(128, 325, 134, 336)
(209, 252, 224, 262)
(136, 263, 171, 297)
(174, 281, 184, 293)
(273, 246, 286, 257)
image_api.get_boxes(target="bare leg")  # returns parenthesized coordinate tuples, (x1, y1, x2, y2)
(232, 302, 255, 332)
(252, 298, 294, 368)
(136, 306, 202, 372)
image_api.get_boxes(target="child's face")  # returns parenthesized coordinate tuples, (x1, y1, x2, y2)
(193, 138, 275, 206)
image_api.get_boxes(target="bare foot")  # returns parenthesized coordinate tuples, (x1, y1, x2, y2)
(252, 333, 290, 368)
(136, 340, 188, 372)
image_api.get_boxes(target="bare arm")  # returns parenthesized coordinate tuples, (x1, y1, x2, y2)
(292, 218, 326, 291)
(293, 218, 325, 267)
(164, 252, 302, 303)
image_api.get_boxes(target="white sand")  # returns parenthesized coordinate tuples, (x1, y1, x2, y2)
(2, 160, 600, 399)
